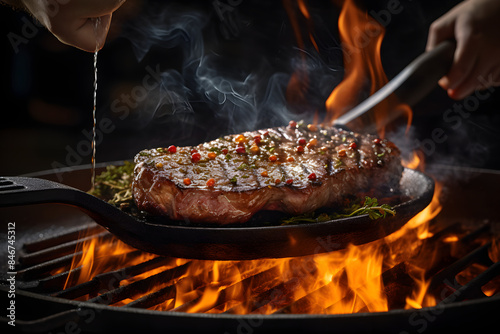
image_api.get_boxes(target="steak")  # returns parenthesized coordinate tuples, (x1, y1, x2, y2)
(132, 121, 403, 225)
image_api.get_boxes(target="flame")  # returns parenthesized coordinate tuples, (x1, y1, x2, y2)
(322, 0, 409, 136)
(62, 229, 156, 290)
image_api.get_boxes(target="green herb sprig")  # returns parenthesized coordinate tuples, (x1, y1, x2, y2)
(89, 161, 135, 206)
(281, 196, 395, 225)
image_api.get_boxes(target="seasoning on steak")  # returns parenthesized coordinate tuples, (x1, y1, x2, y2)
(132, 121, 402, 225)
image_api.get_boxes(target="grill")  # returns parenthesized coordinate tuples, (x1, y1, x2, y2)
(1, 165, 500, 333)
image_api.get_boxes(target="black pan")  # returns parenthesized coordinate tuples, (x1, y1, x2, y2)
(0, 166, 433, 260)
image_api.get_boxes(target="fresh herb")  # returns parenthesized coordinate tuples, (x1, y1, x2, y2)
(209, 147, 221, 154)
(230, 176, 238, 184)
(237, 163, 248, 170)
(89, 161, 135, 206)
(280, 196, 395, 225)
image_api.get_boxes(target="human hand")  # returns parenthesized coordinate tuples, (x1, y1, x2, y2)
(19, 0, 126, 52)
(426, 0, 500, 100)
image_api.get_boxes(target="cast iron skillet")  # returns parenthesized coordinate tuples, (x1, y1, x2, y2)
(0, 167, 433, 260)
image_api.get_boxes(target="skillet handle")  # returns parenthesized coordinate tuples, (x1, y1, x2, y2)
(0, 176, 87, 207)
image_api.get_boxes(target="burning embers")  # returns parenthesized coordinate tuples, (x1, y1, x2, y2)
(13, 182, 500, 316)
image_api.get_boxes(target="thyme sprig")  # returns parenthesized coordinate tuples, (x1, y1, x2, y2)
(89, 161, 135, 206)
(280, 196, 396, 225)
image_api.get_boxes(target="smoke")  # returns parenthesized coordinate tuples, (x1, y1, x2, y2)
(116, 2, 341, 140)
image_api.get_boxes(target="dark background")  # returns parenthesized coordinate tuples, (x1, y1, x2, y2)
(1, 0, 499, 176)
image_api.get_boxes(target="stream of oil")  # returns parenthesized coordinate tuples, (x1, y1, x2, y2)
(91, 19, 100, 190)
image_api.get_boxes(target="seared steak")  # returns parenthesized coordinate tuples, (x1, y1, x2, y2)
(132, 121, 402, 225)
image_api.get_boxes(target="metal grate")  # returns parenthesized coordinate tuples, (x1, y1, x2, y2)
(13, 219, 500, 315)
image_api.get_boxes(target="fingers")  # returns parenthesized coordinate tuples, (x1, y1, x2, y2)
(49, 14, 112, 52)
(426, 12, 456, 51)
(442, 30, 479, 98)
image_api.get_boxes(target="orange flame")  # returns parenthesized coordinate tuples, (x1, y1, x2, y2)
(323, 0, 410, 137)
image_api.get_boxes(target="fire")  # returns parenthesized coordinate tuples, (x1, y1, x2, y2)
(323, 0, 400, 136)
(62, 231, 156, 290)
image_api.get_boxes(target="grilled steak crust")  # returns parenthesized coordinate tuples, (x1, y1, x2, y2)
(132, 123, 402, 225)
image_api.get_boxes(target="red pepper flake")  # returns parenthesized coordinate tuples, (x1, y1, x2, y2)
(298, 138, 306, 146)
(288, 120, 297, 129)
(275, 179, 281, 184)
(235, 146, 246, 154)
(269, 155, 277, 162)
(286, 179, 293, 185)
(168, 145, 177, 153)
(308, 172, 317, 180)
(349, 142, 357, 150)
(183, 178, 191, 185)
(191, 152, 201, 163)
(263, 131, 269, 137)
(373, 138, 381, 145)
(207, 152, 217, 159)
(296, 145, 304, 153)
(221, 148, 229, 155)
(191, 148, 198, 154)
(338, 149, 347, 157)
(286, 156, 295, 162)
(206, 178, 215, 187)
(261, 170, 269, 177)
(254, 135, 262, 145)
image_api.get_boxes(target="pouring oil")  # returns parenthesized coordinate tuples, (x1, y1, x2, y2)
(91, 18, 100, 190)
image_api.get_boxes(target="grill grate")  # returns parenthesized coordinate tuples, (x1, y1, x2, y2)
(12, 219, 500, 315)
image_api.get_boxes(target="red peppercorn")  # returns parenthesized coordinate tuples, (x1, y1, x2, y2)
(222, 148, 229, 155)
(298, 138, 306, 146)
(236, 146, 246, 154)
(289, 120, 297, 129)
(269, 155, 278, 162)
(296, 145, 304, 153)
(183, 178, 191, 185)
(168, 145, 177, 153)
(308, 173, 317, 180)
(286, 179, 293, 185)
(373, 138, 381, 145)
(254, 135, 262, 145)
(275, 179, 281, 184)
(349, 142, 357, 150)
(206, 178, 215, 187)
(191, 152, 201, 163)
(191, 148, 198, 154)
